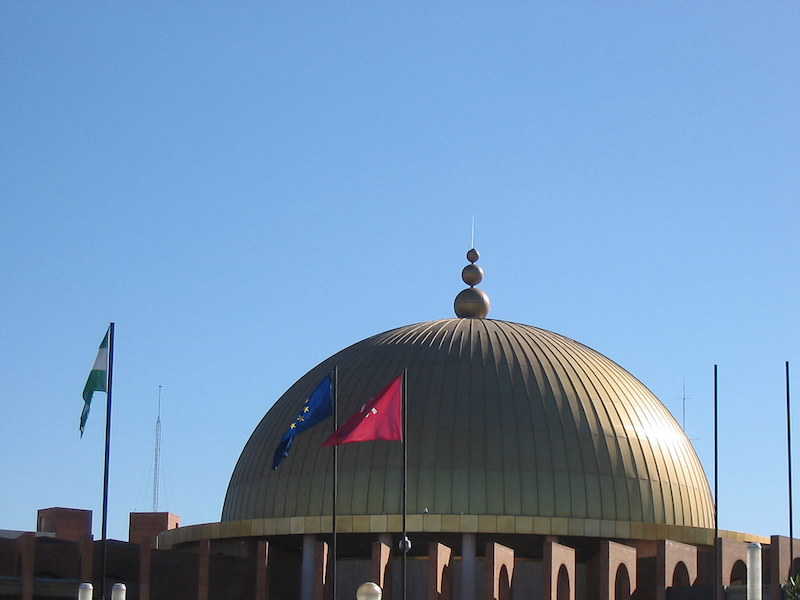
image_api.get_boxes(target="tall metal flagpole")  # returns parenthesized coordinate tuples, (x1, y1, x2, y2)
(332, 367, 338, 600)
(401, 368, 408, 600)
(714, 365, 719, 600)
(787, 362, 794, 579)
(101, 322, 115, 600)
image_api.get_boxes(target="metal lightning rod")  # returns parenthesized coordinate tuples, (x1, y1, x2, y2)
(153, 386, 162, 512)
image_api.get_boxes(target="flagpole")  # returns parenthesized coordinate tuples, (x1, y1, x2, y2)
(101, 322, 115, 600)
(714, 364, 719, 600)
(787, 361, 794, 579)
(401, 368, 408, 600)
(332, 366, 338, 600)
(320, 372, 403, 598)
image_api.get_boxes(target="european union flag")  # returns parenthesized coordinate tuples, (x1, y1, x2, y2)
(272, 372, 334, 470)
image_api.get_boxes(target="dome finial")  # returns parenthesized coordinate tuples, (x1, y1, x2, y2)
(454, 248, 490, 318)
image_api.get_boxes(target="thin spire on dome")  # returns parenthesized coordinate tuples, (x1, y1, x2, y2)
(454, 248, 490, 318)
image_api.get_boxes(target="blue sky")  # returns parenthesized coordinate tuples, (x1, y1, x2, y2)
(1, 3, 799, 541)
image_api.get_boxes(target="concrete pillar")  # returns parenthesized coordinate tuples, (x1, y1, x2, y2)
(748, 543, 762, 600)
(428, 542, 452, 600)
(138, 536, 155, 600)
(768, 536, 800, 600)
(255, 540, 269, 600)
(79, 534, 94, 585)
(656, 539, 698, 600)
(485, 542, 514, 600)
(302, 534, 316, 600)
(372, 540, 392, 599)
(198, 539, 210, 600)
(16, 532, 34, 600)
(593, 540, 636, 600)
(544, 540, 576, 600)
(719, 538, 749, 587)
(462, 533, 477, 600)
(314, 542, 330, 600)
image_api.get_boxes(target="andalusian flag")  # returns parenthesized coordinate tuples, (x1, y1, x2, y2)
(81, 328, 110, 437)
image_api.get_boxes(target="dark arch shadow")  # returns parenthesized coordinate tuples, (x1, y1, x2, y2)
(673, 561, 691, 588)
(615, 563, 631, 600)
(730, 559, 747, 586)
(557, 563, 570, 600)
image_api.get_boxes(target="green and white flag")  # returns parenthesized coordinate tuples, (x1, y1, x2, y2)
(81, 328, 109, 437)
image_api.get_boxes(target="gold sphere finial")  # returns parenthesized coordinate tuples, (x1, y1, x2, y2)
(454, 248, 490, 318)
(356, 582, 383, 600)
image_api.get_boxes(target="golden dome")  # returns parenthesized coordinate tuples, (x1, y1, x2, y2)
(222, 318, 714, 533)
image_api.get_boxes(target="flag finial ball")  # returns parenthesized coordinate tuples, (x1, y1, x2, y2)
(467, 248, 479, 262)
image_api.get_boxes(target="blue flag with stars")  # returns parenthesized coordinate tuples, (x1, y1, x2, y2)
(272, 372, 334, 470)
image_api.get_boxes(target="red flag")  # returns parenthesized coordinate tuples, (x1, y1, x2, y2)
(321, 375, 403, 446)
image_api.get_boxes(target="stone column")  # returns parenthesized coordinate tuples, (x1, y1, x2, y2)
(748, 543, 762, 600)
(461, 533, 477, 600)
(255, 540, 269, 600)
(198, 539, 210, 600)
(302, 534, 316, 600)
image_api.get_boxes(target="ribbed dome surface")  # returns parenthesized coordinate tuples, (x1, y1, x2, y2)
(222, 319, 714, 530)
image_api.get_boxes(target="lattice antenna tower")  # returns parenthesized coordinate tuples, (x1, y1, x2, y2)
(153, 386, 162, 512)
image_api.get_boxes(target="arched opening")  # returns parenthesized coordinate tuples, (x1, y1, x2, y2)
(614, 564, 631, 600)
(790, 557, 800, 581)
(499, 564, 511, 600)
(672, 561, 691, 587)
(730, 559, 747, 586)
(557, 564, 571, 600)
